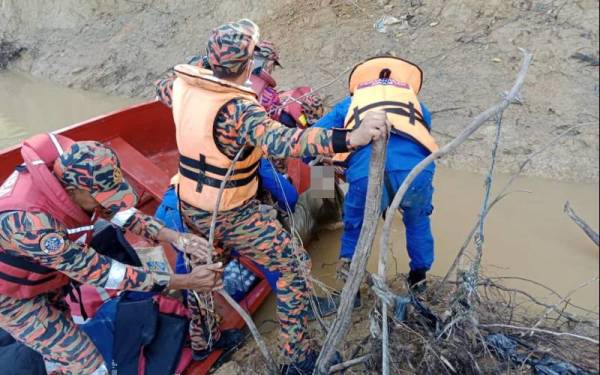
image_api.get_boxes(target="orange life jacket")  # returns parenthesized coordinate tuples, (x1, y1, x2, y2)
(333, 56, 439, 164)
(172, 64, 263, 212)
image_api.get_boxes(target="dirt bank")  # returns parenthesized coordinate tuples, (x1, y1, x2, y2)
(1, 0, 598, 182)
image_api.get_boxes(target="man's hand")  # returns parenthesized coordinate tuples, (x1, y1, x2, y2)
(348, 110, 391, 148)
(168, 263, 224, 292)
(175, 233, 210, 260)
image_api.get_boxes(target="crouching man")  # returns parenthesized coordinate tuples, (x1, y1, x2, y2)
(0, 134, 222, 375)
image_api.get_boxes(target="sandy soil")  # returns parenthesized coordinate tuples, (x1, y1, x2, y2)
(1, 0, 598, 182)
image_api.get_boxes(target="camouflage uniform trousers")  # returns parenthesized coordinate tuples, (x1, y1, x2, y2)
(182, 198, 314, 362)
(0, 291, 105, 375)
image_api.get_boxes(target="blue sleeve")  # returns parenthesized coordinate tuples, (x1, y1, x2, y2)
(420, 102, 432, 128)
(258, 159, 299, 211)
(313, 96, 352, 130)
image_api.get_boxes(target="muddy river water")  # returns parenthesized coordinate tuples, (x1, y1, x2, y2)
(1, 72, 598, 325)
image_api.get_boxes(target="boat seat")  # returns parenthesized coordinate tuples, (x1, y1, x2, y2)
(106, 137, 170, 201)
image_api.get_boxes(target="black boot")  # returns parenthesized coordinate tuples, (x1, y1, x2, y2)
(408, 269, 427, 293)
(306, 292, 362, 321)
(192, 329, 245, 361)
(281, 350, 342, 375)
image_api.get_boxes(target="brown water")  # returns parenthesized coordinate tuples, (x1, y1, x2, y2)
(254, 169, 599, 331)
(0, 71, 135, 149)
(0, 71, 598, 328)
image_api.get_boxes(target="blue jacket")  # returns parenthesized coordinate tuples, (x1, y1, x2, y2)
(314, 97, 435, 183)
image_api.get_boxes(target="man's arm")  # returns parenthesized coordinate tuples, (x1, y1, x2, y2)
(154, 54, 208, 108)
(111, 208, 210, 260)
(0, 211, 221, 292)
(233, 99, 388, 160)
(312, 97, 352, 130)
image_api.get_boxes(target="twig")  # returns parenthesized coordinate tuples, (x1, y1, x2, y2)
(564, 202, 599, 246)
(430, 106, 464, 116)
(315, 137, 387, 374)
(480, 323, 599, 345)
(203, 144, 278, 374)
(529, 275, 599, 334)
(207, 146, 247, 263)
(217, 290, 278, 374)
(488, 276, 599, 315)
(469, 112, 504, 285)
(328, 354, 372, 374)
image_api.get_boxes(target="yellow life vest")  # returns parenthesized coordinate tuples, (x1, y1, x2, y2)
(333, 57, 439, 164)
(172, 64, 263, 212)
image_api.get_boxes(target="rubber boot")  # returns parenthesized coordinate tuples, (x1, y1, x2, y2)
(408, 269, 427, 293)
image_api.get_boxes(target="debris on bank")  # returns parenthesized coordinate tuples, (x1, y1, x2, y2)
(0, 41, 25, 70)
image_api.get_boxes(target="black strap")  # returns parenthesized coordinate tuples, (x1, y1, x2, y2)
(0, 252, 56, 274)
(0, 270, 56, 285)
(66, 283, 88, 321)
(179, 164, 258, 190)
(346, 100, 426, 128)
(179, 154, 259, 176)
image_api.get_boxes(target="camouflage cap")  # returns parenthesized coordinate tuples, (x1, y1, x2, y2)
(207, 19, 260, 76)
(255, 40, 282, 67)
(301, 92, 324, 126)
(53, 141, 138, 215)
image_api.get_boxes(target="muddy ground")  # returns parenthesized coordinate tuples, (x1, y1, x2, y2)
(1, 0, 598, 182)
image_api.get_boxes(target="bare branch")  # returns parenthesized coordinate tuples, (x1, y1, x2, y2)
(438, 122, 595, 291)
(315, 137, 388, 374)
(218, 290, 278, 374)
(564, 202, 600, 247)
(529, 275, 599, 334)
(480, 323, 599, 345)
(328, 354, 373, 374)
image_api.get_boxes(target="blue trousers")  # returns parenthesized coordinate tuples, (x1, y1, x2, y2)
(340, 170, 435, 271)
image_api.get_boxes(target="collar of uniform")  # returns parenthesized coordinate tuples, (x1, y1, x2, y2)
(173, 64, 257, 98)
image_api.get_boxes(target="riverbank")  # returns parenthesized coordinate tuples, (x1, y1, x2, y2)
(1, 0, 598, 182)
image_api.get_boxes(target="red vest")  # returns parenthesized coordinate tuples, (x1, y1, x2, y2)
(249, 69, 281, 116)
(278, 86, 313, 128)
(0, 134, 94, 299)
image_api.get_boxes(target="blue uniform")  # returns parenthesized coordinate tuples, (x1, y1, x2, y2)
(314, 97, 435, 271)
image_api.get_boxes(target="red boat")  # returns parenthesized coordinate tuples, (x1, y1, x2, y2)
(0, 100, 313, 374)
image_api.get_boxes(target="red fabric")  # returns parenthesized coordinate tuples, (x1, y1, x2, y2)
(0, 134, 92, 298)
(0, 134, 90, 227)
(279, 87, 312, 125)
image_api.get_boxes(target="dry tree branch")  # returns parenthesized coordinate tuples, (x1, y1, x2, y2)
(480, 323, 600, 345)
(315, 137, 388, 375)
(375, 49, 533, 371)
(438, 122, 596, 291)
(328, 354, 373, 374)
(564, 202, 600, 247)
(529, 275, 600, 334)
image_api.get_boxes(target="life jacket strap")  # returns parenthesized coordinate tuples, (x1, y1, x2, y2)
(179, 154, 259, 176)
(346, 100, 429, 131)
(0, 252, 58, 285)
(179, 153, 259, 192)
